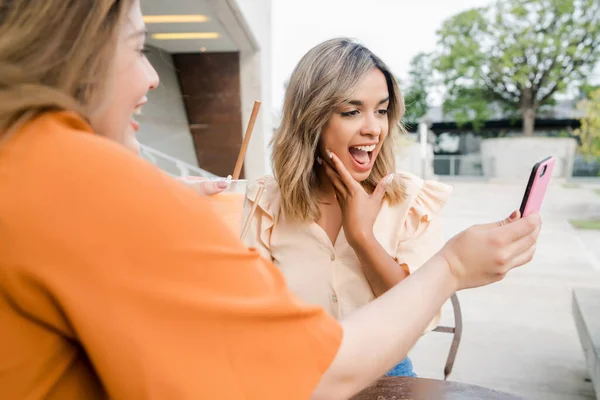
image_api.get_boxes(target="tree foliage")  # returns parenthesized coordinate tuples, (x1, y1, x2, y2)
(575, 88, 600, 159)
(435, 0, 600, 135)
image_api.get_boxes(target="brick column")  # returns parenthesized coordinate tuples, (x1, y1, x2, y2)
(173, 52, 243, 178)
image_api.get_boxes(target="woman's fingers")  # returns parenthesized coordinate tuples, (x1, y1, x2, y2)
(491, 224, 540, 274)
(508, 243, 537, 271)
(372, 173, 394, 202)
(494, 213, 541, 244)
(505, 222, 541, 260)
(327, 150, 363, 195)
(198, 180, 229, 196)
(178, 176, 228, 196)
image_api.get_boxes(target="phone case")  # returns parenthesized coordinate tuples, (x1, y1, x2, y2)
(519, 156, 555, 217)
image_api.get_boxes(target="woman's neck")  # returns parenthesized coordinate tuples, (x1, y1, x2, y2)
(313, 165, 373, 197)
(314, 166, 337, 200)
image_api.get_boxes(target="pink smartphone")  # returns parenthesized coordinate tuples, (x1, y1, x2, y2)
(519, 156, 555, 217)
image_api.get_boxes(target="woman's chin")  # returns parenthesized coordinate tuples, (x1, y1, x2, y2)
(349, 169, 372, 183)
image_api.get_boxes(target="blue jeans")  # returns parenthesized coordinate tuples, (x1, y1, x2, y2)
(386, 357, 417, 377)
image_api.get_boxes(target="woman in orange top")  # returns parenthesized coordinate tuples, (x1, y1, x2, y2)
(0, 0, 542, 399)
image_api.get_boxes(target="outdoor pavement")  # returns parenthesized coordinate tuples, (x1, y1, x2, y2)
(409, 178, 600, 400)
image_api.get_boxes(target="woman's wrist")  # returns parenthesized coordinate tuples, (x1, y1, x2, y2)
(347, 230, 377, 251)
(428, 252, 461, 293)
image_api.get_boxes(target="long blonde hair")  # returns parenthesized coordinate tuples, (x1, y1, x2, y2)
(0, 0, 134, 135)
(272, 38, 407, 222)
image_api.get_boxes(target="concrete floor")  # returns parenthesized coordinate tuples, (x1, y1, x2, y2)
(409, 179, 600, 399)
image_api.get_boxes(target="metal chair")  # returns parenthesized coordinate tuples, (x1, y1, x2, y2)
(432, 293, 463, 380)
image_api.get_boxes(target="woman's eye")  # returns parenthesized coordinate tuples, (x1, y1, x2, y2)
(341, 110, 359, 117)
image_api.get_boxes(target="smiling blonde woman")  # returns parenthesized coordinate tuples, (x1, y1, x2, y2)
(243, 38, 453, 377)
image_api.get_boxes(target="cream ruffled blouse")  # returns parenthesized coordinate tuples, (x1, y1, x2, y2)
(243, 171, 453, 332)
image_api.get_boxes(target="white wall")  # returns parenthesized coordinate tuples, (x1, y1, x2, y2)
(480, 137, 577, 179)
(136, 46, 199, 168)
(235, 0, 273, 180)
(395, 141, 436, 179)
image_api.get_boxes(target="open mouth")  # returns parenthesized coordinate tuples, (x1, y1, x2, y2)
(130, 106, 143, 132)
(348, 144, 376, 166)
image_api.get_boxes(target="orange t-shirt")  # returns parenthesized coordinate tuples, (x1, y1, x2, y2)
(0, 112, 342, 399)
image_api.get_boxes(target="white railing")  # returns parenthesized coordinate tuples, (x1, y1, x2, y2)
(139, 144, 217, 178)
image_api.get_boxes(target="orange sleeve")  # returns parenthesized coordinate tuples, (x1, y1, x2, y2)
(2, 113, 342, 399)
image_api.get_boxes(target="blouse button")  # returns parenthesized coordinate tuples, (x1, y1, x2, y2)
(330, 255, 335, 261)
(332, 294, 338, 303)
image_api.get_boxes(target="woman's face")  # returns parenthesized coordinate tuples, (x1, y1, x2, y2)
(318, 68, 390, 182)
(91, 0, 159, 153)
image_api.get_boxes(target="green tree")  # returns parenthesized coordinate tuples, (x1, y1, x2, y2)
(574, 88, 600, 159)
(402, 53, 432, 124)
(435, 0, 600, 135)
(579, 82, 600, 99)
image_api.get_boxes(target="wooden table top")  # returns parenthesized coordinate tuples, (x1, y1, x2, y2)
(351, 376, 523, 400)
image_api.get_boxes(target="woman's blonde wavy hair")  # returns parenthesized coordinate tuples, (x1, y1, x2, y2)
(0, 0, 134, 136)
(272, 38, 407, 222)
